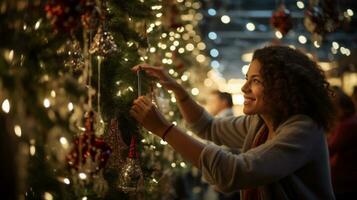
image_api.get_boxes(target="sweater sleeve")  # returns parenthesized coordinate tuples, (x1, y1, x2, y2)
(198, 117, 318, 193)
(186, 108, 252, 149)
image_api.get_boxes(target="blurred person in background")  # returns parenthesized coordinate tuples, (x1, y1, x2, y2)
(328, 86, 357, 200)
(207, 90, 234, 118)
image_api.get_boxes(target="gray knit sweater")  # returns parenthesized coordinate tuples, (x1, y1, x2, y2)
(187, 109, 335, 200)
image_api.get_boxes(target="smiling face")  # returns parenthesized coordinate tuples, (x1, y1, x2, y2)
(241, 59, 268, 115)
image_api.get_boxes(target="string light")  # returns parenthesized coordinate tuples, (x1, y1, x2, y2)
(208, 32, 217, 40)
(246, 22, 255, 31)
(191, 88, 199, 95)
(2, 99, 10, 113)
(171, 163, 176, 168)
(313, 41, 321, 48)
(43, 98, 50, 108)
(347, 9, 354, 16)
(14, 125, 22, 137)
(296, 1, 305, 9)
(60, 137, 69, 149)
(43, 192, 53, 200)
(67, 102, 74, 111)
(221, 15, 231, 24)
(50, 90, 56, 98)
(34, 19, 42, 30)
(178, 48, 185, 54)
(185, 43, 194, 51)
(30, 145, 36, 156)
(180, 162, 187, 168)
(63, 178, 70, 185)
(79, 173, 87, 180)
(298, 35, 307, 44)
(275, 31, 283, 39)
(332, 41, 339, 49)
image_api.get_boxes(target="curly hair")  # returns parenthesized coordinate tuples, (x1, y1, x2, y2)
(252, 46, 335, 131)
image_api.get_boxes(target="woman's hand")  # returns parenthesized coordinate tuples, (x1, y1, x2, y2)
(130, 96, 171, 137)
(132, 64, 179, 91)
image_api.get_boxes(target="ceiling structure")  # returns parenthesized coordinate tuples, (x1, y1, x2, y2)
(199, 0, 357, 79)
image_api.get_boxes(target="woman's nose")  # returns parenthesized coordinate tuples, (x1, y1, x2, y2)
(241, 81, 250, 94)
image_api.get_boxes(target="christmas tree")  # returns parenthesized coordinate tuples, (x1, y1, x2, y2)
(0, 0, 209, 199)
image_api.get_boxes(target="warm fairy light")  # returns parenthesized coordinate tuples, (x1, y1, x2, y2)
(165, 52, 173, 58)
(43, 192, 53, 200)
(298, 35, 307, 44)
(155, 21, 161, 26)
(156, 83, 162, 88)
(170, 45, 176, 51)
(180, 162, 186, 168)
(161, 44, 167, 49)
(191, 88, 199, 96)
(67, 102, 74, 111)
(347, 9, 354, 16)
(63, 178, 70, 185)
(313, 41, 320, 48)
(221, 15, 231, 24)
(185, 43, 194, 51)
(169, 36, 175, 41)
(50, 90, 56, 98)
(127, 41, 134, 47)
(242, 65, 249, 75)
(14, 125, 22, 137)
(275, 31, 283, 39)
(178, 48, 185, 54)
(181, 74, 188, 81)
(82, 197, 88, 200)
(43, 98, 50, 108)
(2, 99, 10, 113)
(332, 41, 339, 49)
(197, 42, 206, 50)
(246, 22, 255, 31)
(167, 59, 173, 65)
(169, 31, 175, 36)
(60, 137, 69, 149)
(149, 47, 156, 53)
(152, 178, 159, 184)
(345, 49, 351, 56)
(296, 1, 305, 9)
(171, 97, 176, 103)
(156, 13, 162, 18)
(289, 45, 296, 49)
(160, 140, 167, 145)
(8, 50, 14, 62)
(79, 173, 87, 180)
(34, 19, 41, 30)
(196, 54, 206, 63)
(177, 27, 185, 33)
(169, 111, 174, 116)
(169, 69, 175, 75)
(30, 145, 36, 156)
(173, 40, 180, 46)
(171, 163, 176, 168)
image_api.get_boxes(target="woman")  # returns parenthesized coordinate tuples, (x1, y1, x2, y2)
(130, 46, 336, 199)
(328, 87, 357, 199)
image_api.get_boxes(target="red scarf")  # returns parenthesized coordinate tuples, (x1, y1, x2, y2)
(242, 127, 269, 200)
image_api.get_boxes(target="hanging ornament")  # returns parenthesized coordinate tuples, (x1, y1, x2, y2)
(67, 111, 111, 171)
(304, 0, 341, 40)
(104, 118, 128, 170)
(63, 39, 85, 70)
(270, 4, 293, 36)
(45, 0, 98, 33)
(89, 26, 118, 57)
(117, 135, 144, 193)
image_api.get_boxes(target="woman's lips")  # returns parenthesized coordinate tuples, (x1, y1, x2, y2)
(244, 96, 255, 105)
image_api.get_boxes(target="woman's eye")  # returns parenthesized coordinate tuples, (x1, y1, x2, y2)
(253, 79, 261, 83)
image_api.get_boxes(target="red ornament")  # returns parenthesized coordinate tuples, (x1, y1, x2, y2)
(44, 0, 98, 33)
(67, 111, 111, 172)
(270, 4, 293, 36)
